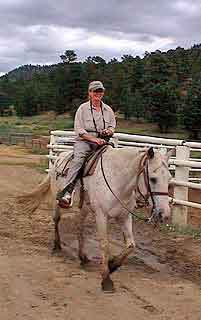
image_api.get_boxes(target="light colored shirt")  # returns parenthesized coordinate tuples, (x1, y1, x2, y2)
(74, 100, 116, 138)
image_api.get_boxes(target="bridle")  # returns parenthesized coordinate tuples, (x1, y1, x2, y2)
(100, 149, 169, 224)
(134, 151, 169, 223)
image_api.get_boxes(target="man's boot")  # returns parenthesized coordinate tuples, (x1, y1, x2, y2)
(56, 182, 75, 209)
(57, 192, 71, 209)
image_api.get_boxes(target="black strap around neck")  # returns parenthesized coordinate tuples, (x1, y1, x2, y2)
(90, 100, 106, 134)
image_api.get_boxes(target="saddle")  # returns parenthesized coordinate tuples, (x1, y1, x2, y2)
(83, 144, 108, 176)
(55, 144, 109, 179)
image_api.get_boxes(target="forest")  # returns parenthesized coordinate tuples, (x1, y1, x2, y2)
(0, 45, 201, 139)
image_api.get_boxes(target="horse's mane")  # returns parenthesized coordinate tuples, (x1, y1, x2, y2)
(110, 146, 162, 159)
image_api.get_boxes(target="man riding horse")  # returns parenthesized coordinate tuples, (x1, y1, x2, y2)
(56, 81, 116, 208)
(17, 80, 173, 292)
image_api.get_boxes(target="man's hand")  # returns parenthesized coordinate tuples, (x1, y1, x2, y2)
(100, 128, 113, 136)
(92, 137, 106, 145)
(81, 133, 105, 145)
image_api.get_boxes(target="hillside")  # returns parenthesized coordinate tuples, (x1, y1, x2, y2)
(0, 64, 58, 81)
(1, 45, 201, 139)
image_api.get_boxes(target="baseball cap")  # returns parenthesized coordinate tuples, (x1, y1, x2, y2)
(88, 81, 105, 91)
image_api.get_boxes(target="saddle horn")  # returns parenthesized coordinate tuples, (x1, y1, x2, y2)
(147, 147, 154, 159)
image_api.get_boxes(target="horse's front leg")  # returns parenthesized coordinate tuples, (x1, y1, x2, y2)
(77, 205, 90, 265)
(109, 213, 135, 274)
(96, 211, 114, 292)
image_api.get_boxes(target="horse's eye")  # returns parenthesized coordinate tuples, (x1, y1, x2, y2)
(150, 177, 157, 184)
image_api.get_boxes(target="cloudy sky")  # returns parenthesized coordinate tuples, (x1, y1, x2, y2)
(0, 0, 201, 75)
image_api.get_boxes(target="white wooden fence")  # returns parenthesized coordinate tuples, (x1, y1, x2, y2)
(48, 130, 201, 226)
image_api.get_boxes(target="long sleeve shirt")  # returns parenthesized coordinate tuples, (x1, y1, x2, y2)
(74, 100, 116, 139)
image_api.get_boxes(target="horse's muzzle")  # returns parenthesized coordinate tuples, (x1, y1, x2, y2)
(153, 208, 170, 224)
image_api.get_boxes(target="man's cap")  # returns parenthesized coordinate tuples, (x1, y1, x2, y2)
(88, 81, 105, 91)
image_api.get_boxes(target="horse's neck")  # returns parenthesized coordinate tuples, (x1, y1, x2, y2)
(109, 148, 143, 191)
(124, 151, 143, 188)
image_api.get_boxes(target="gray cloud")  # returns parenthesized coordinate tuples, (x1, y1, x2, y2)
(1, 0, 201, 74)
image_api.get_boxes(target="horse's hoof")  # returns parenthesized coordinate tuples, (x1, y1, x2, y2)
(108, 259, 121, 274)
(79, 254, 90, 266)
(101, 277, 115, 293)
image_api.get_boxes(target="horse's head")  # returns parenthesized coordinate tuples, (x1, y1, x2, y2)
(136, 147, 174, 224)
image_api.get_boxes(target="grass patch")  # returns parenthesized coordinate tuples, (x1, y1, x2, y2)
(191, 151, 201, 159)
(0, 158, 48, 173)
(0, 113, 191, 139)
(32, 159, 48, 173)
(0, 161, 31, 166)
(117, 127, 188, 140)
(28, 148, 48, 155)
(160, 223, 201, 239)
(0, 114, 74, 136)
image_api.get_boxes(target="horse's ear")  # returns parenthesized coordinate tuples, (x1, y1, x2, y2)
(166, 148, 176, 161)
(147, 147, 154, 159)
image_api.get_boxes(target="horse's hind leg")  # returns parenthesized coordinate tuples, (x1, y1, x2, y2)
(109, 214, 135, 274)
(52, 204, 62, 253)
(78, 205, 90, 265)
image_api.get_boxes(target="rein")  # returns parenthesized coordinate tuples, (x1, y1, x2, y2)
(100, 151, 168, 223)
(100, 152, 149, 222)
(135, 154, 168, 208)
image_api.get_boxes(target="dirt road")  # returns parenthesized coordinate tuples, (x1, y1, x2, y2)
(1, 146, 201, 320)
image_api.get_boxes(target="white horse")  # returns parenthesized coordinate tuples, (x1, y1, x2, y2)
(18, 146, 173, 292)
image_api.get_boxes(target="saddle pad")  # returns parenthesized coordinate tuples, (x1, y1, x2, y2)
(54, 145, 109, 179)
(54, 151, 74, 177)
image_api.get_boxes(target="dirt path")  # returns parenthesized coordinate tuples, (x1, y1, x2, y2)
(1, 146, 201, 320)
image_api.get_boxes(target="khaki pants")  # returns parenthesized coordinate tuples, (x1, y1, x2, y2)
(61, 140, 93, 194)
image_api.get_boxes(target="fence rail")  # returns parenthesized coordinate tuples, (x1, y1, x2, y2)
(0, 133, 50, 151)
(48, 130, 201, 226)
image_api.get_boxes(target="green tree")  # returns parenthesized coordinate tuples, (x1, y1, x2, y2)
(0, 93, 12, 116)
(132, 89, 145, 120)
(15, 84, 38, 117)
(183, 79, 201, 139)
(145, 82, 178, 133)
(60, 50, 77, 64)
(120, 85, 134, 120)
(143, 51, 177, 84)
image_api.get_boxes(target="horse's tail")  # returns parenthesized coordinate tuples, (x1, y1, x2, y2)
(17, 174, 51, 214)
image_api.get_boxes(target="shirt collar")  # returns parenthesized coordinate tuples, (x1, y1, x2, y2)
(88, 101, 107, 111)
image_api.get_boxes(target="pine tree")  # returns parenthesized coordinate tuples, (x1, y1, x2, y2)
(183, 79, 201, 139)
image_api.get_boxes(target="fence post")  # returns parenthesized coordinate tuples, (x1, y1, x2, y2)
(172, 145, 190, 226)
(49, 134, 56, 170)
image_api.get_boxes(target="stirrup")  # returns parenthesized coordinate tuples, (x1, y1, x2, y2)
(57, 190, 75, 209)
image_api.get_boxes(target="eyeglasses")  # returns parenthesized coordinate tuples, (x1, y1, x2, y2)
(93, 89, 104, 93)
